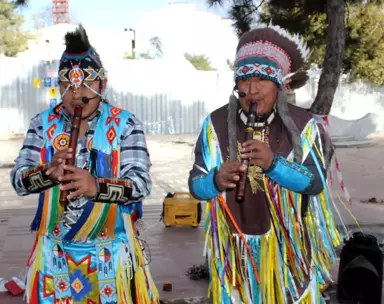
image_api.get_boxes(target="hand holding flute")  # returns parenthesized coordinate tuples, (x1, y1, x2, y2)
(45, 105, 97, 206)
(213, 103, 257, 198)
(59, 105, 83, 206)
(45, 105, 80, 195)
(214, 101, 274, 201)
(235, 102, 257, 203)
(46, 149, 74, 182)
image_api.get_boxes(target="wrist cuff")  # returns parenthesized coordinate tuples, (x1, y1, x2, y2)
(263, 154, 279, 174)
(94, 178, 133, 203)
(21, 164, 58, 193)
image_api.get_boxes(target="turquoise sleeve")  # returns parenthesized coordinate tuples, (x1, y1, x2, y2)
(264, 154, 314, 192)
(190, 167, 221, 200)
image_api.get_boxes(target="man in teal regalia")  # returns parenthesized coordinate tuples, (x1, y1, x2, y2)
(11, 25, 159, 304)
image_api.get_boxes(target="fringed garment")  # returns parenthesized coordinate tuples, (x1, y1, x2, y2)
(25, 103, 159, 304)
(199, 106, 342, 304)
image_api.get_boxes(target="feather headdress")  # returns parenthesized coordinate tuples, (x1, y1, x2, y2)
(230, 22, 312, 163)
(234, 22, 311, 90)
(58, 24, 105, 86)
(63, 24, 92, 55)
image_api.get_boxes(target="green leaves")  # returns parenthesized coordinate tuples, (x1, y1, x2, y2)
(209, 0, 384, 84)
(184, 53, 216, 71)
(260, 0, 384, 84)
(0, 0, 28, 57)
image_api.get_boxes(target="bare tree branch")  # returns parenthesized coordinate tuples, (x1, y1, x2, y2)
(207, 0, 225, 7)
(243, 0, 265, 19)
(149, 36, 163, 58)
(226, 0, 265, 37)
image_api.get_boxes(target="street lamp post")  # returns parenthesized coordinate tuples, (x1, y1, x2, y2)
(124, 28, 136, 59)
(45, 39, 51, 63)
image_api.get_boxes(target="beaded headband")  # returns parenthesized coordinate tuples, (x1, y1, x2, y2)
(234, 23, 310, 88)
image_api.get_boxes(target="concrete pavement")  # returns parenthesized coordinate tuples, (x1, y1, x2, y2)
(0, 133, 384, 303)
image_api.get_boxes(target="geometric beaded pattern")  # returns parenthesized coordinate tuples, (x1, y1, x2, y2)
(235, 41, 292, 77)
(235, 63, 283, 85)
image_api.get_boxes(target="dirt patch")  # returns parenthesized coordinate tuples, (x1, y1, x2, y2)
(171, 141, 194, 146)
(360, 197, 384, 204)
(186, 264, 209, 281)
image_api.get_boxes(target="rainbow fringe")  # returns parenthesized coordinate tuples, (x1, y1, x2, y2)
(32, 148, 119, 241)
(201, 117, 344, 303)
(25, 214, 160, 304)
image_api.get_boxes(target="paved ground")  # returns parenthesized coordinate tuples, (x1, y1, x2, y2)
(0, 133, 384, 303)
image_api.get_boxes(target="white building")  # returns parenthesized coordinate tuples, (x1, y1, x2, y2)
(18, 3, 238, 72)
(20, 23, 128, 62)
(135, 2, 238, 71)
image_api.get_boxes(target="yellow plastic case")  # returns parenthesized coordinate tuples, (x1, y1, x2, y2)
(162, 192, 202, 228)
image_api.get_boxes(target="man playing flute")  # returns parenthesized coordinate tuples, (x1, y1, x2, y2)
(10, 25, 159, 304)
(188, 24, 343, 303)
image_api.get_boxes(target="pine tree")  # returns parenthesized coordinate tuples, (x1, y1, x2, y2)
(0, 0, 28, 57)
(207, 0, 383, 115)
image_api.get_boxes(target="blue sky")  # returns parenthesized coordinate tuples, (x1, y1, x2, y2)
(17, 0, 231, 31)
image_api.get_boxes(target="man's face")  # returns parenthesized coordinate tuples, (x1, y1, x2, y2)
(237, 77, 278, 115)
(60, 79, 107, 119)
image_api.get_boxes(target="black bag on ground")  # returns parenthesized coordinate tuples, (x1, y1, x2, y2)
(337, 231, 383, 304)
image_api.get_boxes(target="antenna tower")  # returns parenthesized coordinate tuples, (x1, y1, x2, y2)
(52, 0, 70, 24)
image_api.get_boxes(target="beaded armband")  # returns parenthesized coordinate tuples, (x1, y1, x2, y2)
(21, 164, 58, 193)
(95, 178, 133, 204)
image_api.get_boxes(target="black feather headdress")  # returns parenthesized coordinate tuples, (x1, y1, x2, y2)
(58, 24, 104, 85)
(63, 24, 91, 54)
(59, 24, 102, 68)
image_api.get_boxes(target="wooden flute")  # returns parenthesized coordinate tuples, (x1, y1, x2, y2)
(59, 105, 83, 206)
(235, 102, 257, 203)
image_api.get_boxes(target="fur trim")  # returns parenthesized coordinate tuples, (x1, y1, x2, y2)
(228, 94, 238, 161)
(227, 91, 303, 164)
(276, 90, 303, 163)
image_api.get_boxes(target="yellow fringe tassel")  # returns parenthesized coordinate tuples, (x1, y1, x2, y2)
(123, 213, 160, 303)
(134, 267, 152, 303)
(116, 261, 132, 304)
